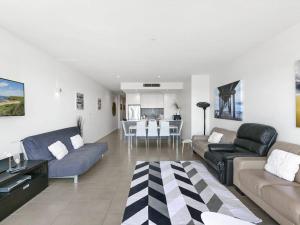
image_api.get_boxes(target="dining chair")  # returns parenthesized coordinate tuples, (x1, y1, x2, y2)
(136, 121, 147, 147)
(122, 121, 135, 148)
(159, 120, 170, 146)
(170, 120, 183, 147)
(147, 120, 159, 147)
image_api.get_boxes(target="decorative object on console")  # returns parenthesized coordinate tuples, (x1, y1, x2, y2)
(196, 102, 210, 135)
(0, 78, 25, 117)
(98, 98, 101, 110)
(6, 153, 27, 174)
(295, 60, 300, 127)
(76, 92, 84, 110)
(214, 80, 243, 121)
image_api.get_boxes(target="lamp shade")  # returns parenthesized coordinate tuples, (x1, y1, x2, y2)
(196, 102, 210, 109)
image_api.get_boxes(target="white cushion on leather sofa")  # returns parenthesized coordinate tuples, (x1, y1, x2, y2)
(265, 149, 300, 182)
(208, 132, 224, 144)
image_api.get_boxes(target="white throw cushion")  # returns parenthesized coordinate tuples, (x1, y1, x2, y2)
(265, 149, 300, 182)
(48, 141, 68, 160)
(70, 134, 84, 149)
(208, 132, 224, 144)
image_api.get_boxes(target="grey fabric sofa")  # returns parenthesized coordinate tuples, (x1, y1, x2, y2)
(22, 127, 108, 183)
(192, 127, 236, 158)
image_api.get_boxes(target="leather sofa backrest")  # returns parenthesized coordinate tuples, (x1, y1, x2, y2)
(269, 141, 300, 184)
(234, 123, 278, 156)
(210, 127, 236, 144)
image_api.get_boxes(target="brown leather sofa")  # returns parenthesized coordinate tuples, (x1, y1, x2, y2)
(192, 127, 236, 158)
(234, 141, 300, 225)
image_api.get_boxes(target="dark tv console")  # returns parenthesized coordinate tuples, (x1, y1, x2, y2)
(0, 158, 48, 221)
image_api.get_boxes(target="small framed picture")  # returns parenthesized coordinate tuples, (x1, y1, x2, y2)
(76, 93, 84, 110)
(98, 98, 101, 110)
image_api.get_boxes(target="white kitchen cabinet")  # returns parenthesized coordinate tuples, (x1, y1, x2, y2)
(140, 93, 164, 108)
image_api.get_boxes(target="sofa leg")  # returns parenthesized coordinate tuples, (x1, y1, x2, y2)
(234, 186, 245, 196)
(74, 176, 78, 184)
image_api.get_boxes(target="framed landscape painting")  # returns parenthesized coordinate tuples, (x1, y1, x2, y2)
(295, 60, 300, 127)
(0, 78, 25, 116)
(214, 80, 243, 121)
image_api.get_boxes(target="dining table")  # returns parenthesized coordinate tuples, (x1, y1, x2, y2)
(128, 125, 178, 132)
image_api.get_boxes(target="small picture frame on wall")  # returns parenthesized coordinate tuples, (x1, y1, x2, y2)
(76, 93, 84, 110)
(98, 98, 101, 110)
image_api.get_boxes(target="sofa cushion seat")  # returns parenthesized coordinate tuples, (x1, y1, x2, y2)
(239, 169, 298, 196)
(261, 185, 300, 225)
(48, 143, 108, 178)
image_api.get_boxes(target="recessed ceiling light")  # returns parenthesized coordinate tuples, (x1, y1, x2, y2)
(157, 75, 161, 79)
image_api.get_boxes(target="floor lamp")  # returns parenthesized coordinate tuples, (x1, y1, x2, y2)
(196, 102, 210, 135)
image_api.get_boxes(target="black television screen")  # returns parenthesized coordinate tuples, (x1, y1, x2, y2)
(0, 78, 25, 116)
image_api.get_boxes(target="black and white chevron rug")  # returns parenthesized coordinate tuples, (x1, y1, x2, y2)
(122, 161, 261, 225)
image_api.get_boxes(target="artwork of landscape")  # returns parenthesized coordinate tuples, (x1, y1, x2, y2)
(215, 80, 243, 121)
(0, 78, 25, 116)
(295, 60, 300, 127)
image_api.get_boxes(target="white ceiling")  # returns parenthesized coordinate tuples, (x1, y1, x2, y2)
(0, 0, 300, 91)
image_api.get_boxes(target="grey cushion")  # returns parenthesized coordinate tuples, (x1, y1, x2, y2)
(48, 143, 108, 178)
(22, 127, 80, 161)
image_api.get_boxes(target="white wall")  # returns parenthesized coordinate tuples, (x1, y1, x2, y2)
(178, 78, 191, 139)
(163, 93, 177, 120)
(178, 75, 210, 139)
(191, 75, 210, 136)
(209, 22, 300, 144)
(0, 28, 117, 157)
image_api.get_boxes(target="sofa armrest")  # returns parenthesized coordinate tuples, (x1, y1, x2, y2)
(208, 144, 235, 152)
(192, 135, 209, 142)
(233, 157, 267, 188)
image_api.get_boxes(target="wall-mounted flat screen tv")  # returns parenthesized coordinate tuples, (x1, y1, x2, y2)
(0, 78, 25, 116)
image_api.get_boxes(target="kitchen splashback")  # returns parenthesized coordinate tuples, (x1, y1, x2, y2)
(141, 108, 164, 120)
